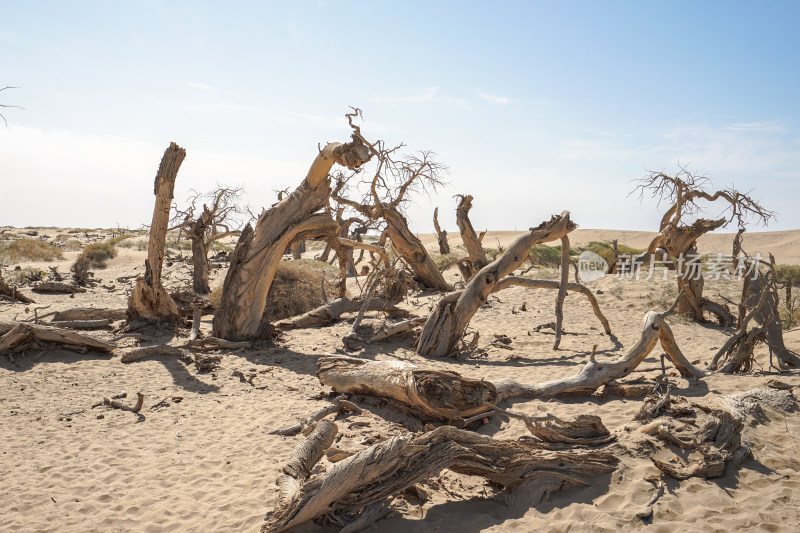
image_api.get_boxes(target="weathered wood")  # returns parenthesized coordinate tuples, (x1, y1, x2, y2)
(262, 423, 618, 533)
(118, 344, 185, 363)
(432, 207, 450, 254)
(553, 235, 570, 349)
(0, 321, 115, 355)
(273, 297, 403, 330)
(49, 319, 113, 329)
(32, 282, 86, 294)
(382, 206, 450, 291)
(0, 270, 34, 303)
(320, 311, 704, 422)
(212, 136, 372, 341)
(128, 142, 185, 322)
(183, 337, 251, 351)
(417, 212, 576, 357)
(455, 194, 488, 277)
(52, 308, 127, 322)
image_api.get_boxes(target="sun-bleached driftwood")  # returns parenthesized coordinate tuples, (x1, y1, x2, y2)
(118, 344, 185, 363)
(32, 282, 86, 294)
(262, 422, 618, 533)
(0, 321, 115, 355)
(417, 212, 579, 357)
(49, 319, 113, 329)
(0, 271, 34, 303)
(127, 142, 185, 323)
(455, 194, 488, 279)
(183, 337, 251, 351)
(102, 392, 144, 413)
(368, 317, 427, 343)
(432, 207, 450, 254)
(51, 308, 127, 322)
(213, 123, 372, 341)
(273, 297, 403, 330)
(269, 397, 362, 436)
(319, 312, 704, 423)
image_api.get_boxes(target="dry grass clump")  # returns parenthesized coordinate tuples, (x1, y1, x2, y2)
(9, 266, 48, 284)
(77, 242, 117, 268)
(108, 234, 134, 247)
(0, 239, 64, 262)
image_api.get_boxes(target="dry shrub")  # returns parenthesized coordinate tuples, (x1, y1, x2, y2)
(0, 239, 64, 262)
(10, 266, 48, 284)
(208, 260, 338, 322)
(108, 234, 134, 246)
(77, 242, 117, 268)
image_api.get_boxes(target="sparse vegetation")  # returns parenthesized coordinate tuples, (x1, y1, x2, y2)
(75, 242, 117, 269)
(0, 239, 64, 262)
(528, 244, 562, 268)
(578, 241, 644, 265)
(108, 234, 134, 246)
(9, 266, 48, 284)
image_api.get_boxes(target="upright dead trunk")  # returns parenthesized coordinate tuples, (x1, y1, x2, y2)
(553, 235, 570, 349)
(189, 210, 210, 294)
(417, 212, 576, 357)
(212, 138, 371, 341)
(127, 142, 184, 322)
(382, 207, 450, 291)
(456, 194, 488, 277)
(290, 239, 306, 260)
(433, 207, 450, 254)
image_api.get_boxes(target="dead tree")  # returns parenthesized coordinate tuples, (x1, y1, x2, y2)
(631, 168, 774, 325)
(170, 185, 245, 294)
(263, 422, 617, 533)
(212, 114, 372, 341)
(432, 207, 450, 254)
(455, 194, 488, 279)
(709, 255, 800, 371)
(0, 86, 21, 127)
(127, 143, 185, 323)
(331, 124, 450, 292)
(0, 270, 34, 303)
(417, 212, 612, 357)
(321, 312, 701, 423)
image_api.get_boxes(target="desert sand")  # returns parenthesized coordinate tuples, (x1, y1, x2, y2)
(2, 226, 800, 532)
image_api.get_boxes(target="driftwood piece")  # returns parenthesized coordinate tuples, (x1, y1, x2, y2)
(273, 297, 403, 330)
(118, 344, 185, 363)
(103, 392, 144, 413)
(127, 142, 185, 322)
(270, 397, 362, 436)
(368, 317, 427, 343)
(32, 282, 86, 294)
(455, 194, 488, 277)
(183, 337, 251, 351)
(0, 270, 34, 303)
(553, 235, 570, 349)
(432, 207, 450, 254)
(524, 414, 615, 445)
(0, 321, 115, 355)
(263, 423, 618, 532)
(418, 212, 578, 357)
(51, 308, 127, 322)
(320, 311, 704, 422)
(49, 319, 113, 329)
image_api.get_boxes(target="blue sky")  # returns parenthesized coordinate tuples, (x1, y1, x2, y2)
(2, 1, 799, 233)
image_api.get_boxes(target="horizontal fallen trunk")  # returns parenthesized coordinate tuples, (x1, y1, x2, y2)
(263, 423, 618, 532)
(118, 344, 185, 363)
(0, 321, 116, 355)
(183, 337, 251, 351)
(49, 319, 113, 329)
(274, 297, 403, 330)
(51, 308, 127, 322)
(32, 282, 86, 294)
(318, 311, 705, 422)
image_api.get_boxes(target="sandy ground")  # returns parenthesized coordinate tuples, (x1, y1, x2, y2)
(1, 226, 800, 532)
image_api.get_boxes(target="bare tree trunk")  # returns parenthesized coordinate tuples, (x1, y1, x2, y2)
(433, 207, 450, 254)
(127, 143, 184, 322)
(290, 239, 306, 260)
(456, 194, 488, 278)
(212, 139, 371, 341)
(417, 212, 575, 357)
(262, 422, 617, 533)
(189, 214, 210, 295)
(382, 207, 450, 291)
(553, 235, 570, 349)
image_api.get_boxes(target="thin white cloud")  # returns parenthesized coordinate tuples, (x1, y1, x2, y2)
(479, 92, 513, 105)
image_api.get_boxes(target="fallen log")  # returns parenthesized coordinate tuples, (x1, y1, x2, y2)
(32, 282, 86, 294)
(49, 319, 113, 329)
(118, 344, 185, 363)
(263, 423, 618, 533)
(0, 321, 115, 355)
(51, 308, 127, 322)
(0, 270, 34, 303)
(274, 297, 403, 330)
(183, 337, 251, 351)
(318, 311, 705, 422)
